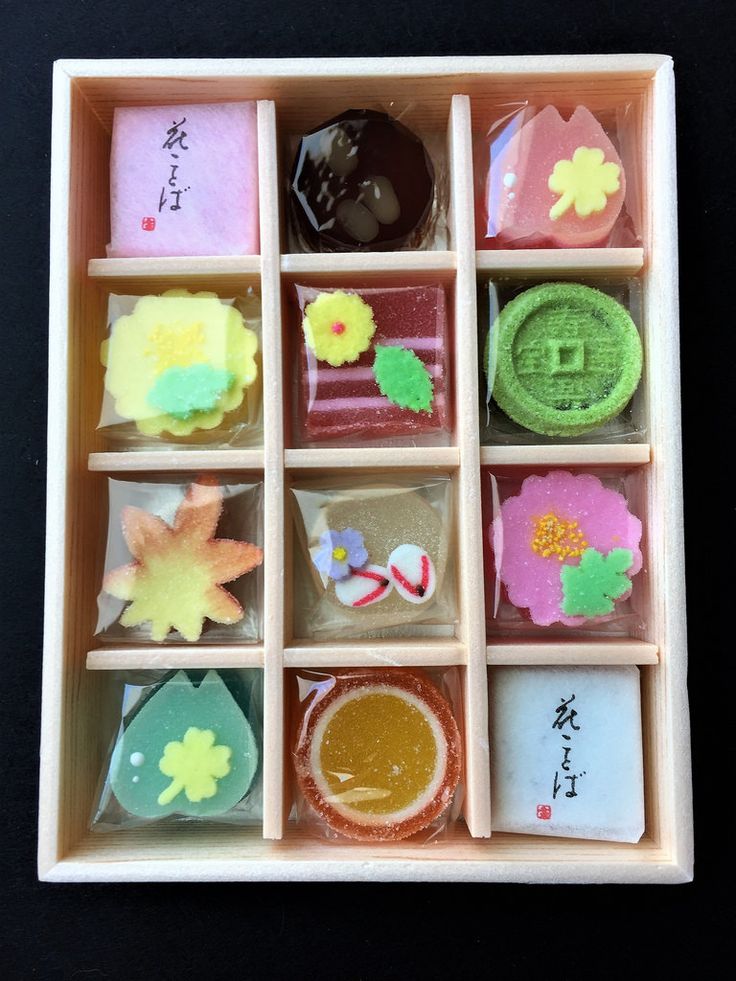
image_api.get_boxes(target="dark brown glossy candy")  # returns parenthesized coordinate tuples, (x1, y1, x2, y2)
(289, 109, 435, 252)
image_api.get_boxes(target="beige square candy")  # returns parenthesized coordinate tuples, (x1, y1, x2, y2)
(292, 482, 452, 637)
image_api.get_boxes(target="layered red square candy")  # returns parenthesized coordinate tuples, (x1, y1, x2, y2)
(295, 283, 451, 444)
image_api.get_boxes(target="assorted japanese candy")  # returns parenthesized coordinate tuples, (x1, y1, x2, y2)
(478, 103, 641, 250)
(92, 670, 263, 830)
(87, 93, 654, 849)
(293, 283, 451, 445)
(108, 102, 259, 258)
(292, 668, 463, 841)
(99, 289, 263, 445)
(290, 475, 456, 639)
(487, 470, 643, 632)
(482, 280, 644, 443)
(490, 666, 645, 842)
(96, 477, 263, 644)
(289, 108, 438, 252)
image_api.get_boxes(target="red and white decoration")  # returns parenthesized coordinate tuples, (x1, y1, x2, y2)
(387, 544, 436, 605)
(335, 564, 394, 608)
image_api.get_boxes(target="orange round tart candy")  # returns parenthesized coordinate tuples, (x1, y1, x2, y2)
(294, 669, 461, 841)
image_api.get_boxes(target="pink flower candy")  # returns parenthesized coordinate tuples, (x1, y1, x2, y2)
(491, 470, 642, 627)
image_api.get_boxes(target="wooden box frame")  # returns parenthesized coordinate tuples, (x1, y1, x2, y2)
(39, 55, 693, 883)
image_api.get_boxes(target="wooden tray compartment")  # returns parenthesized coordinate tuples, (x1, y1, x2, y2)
(280, 267, 457, 450)
(41, 56, 692, 882)
(480, 462, 653, 641)
(278, 93, 453, 256)
(477, 274, 649, 448)
(284, 467, 461, 642)
(469, 74, 648, 255)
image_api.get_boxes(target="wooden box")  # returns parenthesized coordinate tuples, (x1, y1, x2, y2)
(40, 55, 693, 883)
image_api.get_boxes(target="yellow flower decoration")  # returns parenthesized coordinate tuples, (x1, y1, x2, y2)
(102, 289, 258, 436)
(157, 726, 232, 805)
(302, 291, 377, 367)
(548, 146, 621, 221)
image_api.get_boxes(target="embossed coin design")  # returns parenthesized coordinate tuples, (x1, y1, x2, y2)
(486, 282, 643, 437)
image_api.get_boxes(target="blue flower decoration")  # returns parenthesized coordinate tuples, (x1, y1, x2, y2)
(312, 528, 368, 581)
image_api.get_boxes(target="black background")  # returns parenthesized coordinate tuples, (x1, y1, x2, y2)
(1, 0, 732, 976)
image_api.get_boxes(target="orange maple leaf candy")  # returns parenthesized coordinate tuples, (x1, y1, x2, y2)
(104, 479, 263, 642)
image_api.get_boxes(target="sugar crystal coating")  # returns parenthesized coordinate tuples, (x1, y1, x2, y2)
(102, 290, 258, 438)
(490, 471, 642, 627)
(296, 284, 450, 443)
(104, 479, 263, 642)
(486, 282, 642, 437)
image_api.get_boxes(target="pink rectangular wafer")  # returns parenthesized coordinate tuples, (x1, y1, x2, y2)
(108, 102, 259, 257)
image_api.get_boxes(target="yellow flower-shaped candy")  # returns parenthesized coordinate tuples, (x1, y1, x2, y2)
(157, 726, 232, 805)
(548, 146, 621, 221)
(102, 289, 258, 437)
(302, 290, 377, 367)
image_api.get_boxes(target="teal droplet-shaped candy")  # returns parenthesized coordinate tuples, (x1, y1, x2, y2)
(148, 364, 235, 420)
(110, 670, 258, 819)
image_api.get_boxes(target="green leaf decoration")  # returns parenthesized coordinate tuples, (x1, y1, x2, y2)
(148, 364, 235, 420)
(110, 670, 258, 818)
(560, 547, 634, 617)
(372, 345, 434, 413)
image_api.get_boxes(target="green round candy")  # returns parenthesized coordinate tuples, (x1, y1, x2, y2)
(485, 283, 643, 437)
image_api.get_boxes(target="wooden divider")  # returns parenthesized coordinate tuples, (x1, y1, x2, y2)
(447, 95, 491, 837)
(256, 100, 286, 839)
